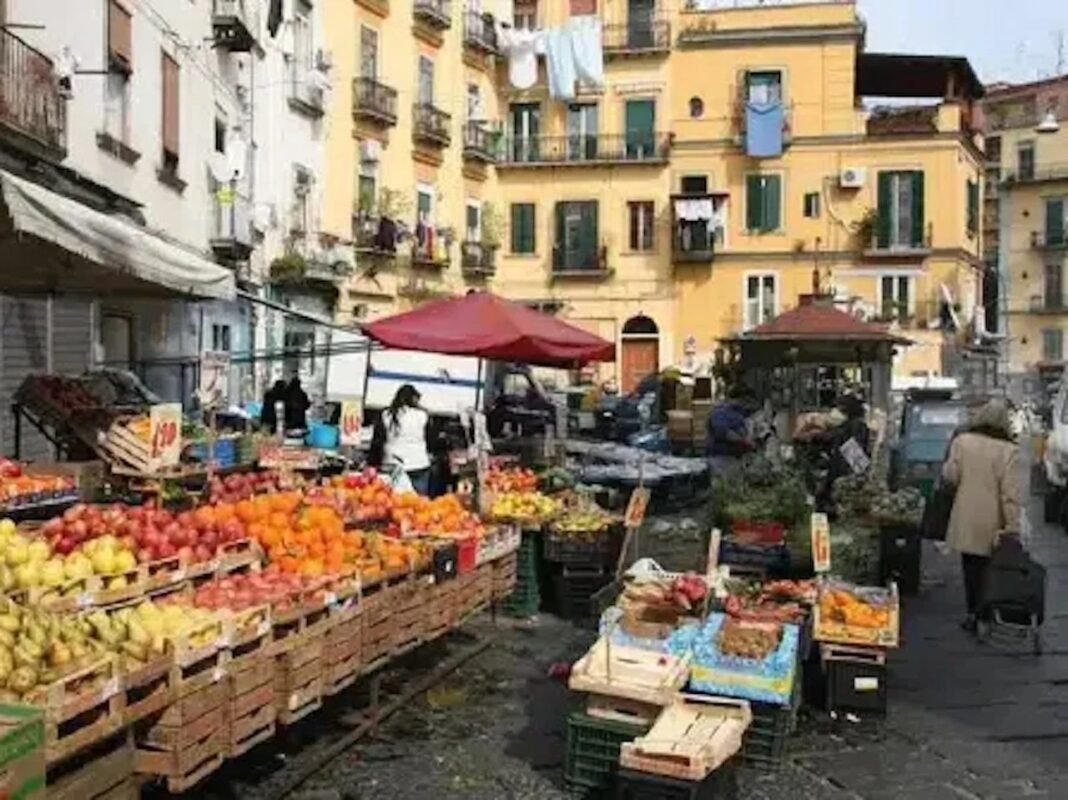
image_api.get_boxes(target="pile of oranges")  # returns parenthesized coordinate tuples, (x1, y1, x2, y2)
(214, 491, 426, 579)
(391, 493, 485, 539)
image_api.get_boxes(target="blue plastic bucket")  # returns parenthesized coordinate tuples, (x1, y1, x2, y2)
(306, 423, 339, 449)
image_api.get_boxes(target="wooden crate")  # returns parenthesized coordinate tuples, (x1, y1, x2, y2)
(140, 704, 225, 751)
(228, 700, 276, 757)
(46, 729, 133, 800)
(226, 667, 277, 758)
(274, 633, 324, 724)
(362, 614, 393, 665)
(121, 654, 175, 726)
(569, 639, 690, 707)
(135, 725, 226, 793)
(217, 538, 259, 572)
(152, 679, 228, 730)
(29, 657, 125, 765)
(224, 605, 272, 671)
(813, 586, 900, 649)
(619, 696, 751, 781)
(586, 693, 663, 726)
(269, 591, 332, 655)
(170, 643, 229, 699)
(276, 674, 323, 725)
(324, 650, 362, 696)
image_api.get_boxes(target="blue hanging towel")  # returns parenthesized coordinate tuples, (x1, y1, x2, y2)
(746, 101, 784, 158)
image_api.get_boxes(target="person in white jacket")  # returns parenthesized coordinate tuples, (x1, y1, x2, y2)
(371, 385, 432, 495)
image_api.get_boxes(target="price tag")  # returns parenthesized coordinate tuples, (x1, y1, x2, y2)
(839, 437, 871, 475)
(288, 694, 300, 711)
(256, 620, 270, 637)
(149, 403, 183, 468)
(323, 591, 338, 607)
(811, 513, 832, 574)
(339, 399, 363, 447)
(426, 575, 435, 586)
(623, 487, 651, 530)
(211, 665, 225, 683)
(216, 632, 233, 649)
(100, 677, 120, 701)
(854, 676, 880, 692)
(76, 592, 94, 609)
(170, 568, 187, 582)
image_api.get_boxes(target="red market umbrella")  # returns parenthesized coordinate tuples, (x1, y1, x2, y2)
(361, 292, 615, 367)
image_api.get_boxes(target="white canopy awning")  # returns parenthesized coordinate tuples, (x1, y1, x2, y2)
(0, 169, 235, 300)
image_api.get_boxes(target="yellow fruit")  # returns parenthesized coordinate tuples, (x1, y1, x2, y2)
(63, 554, 92, 581)
(5, 540, 28, 567)
(13, 563, 38, 589)
(89, 549, 116, 575)
(26, 541, 50, 564)
(105, 575, 128, 591)
(0, 519, 16, 538)
(40, 559, 65, 588)
(114, 550, 136, 573)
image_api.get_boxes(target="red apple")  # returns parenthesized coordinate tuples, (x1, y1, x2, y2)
(157, 541, 176, 559)
(194, 544, 212, 562)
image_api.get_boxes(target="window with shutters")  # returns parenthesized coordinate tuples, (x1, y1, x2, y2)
(418, 56, 434, 105)
(1043, 329, 1064, 362)
(291, 165, 313, 234)
(360, 27, 378, 79)
(212, 324, 232, 352)
(1045, 197, 1066, 247)
(746, 71, 782, 105)
(966, 179, 979, 236)
(1018, 140, 1035, 180)
(108, 0, 132, 74)
(627, 201, 654, 252)
(803, 192, 820, 218)
(357, 174, 376, 217)
(466, 201, 481, 242)
(879, 274, 913, 323)
(680, 175, 708, 194)
(509, 103, 540, 162)
(160, 52, 180, 173)
(514, 1, 537, 30)
(985, 135, 1001, 164)
(510, 203, 535, 254)
(875, 171, 925, 250)
(744, 274, 777, 330)
(745, 174, 782, 234)
(554, 201, 599, 271)
(1045, 262, 1063, 310)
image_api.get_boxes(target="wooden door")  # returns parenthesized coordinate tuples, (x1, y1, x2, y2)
(621, 339, 658, 394)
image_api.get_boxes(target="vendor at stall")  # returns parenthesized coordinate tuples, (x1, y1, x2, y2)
(706, 392, 759, 472)
(369, 385, 432, 495)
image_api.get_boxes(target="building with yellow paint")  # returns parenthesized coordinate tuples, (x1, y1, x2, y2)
(980, 75, 1068, 398)
(323, 0, 986, 392)
(322, 0, 503, 322)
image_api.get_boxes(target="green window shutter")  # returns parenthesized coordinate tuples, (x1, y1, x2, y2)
(764, 175, 781, 232)
(746, 174, 763, 232)
(876, 172, 892, 249)
(526, 206, 536, 253)
(911, 171, 925, 247)
(554, 202, 565, 267)
(1046, 198, 1065, 246)
(510, 204, 521, 252)
(966, 180, 978, 235)
(511, 204, 535, 254)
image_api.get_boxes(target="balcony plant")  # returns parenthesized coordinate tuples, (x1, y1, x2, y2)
(854, 207, 878, 250)
(269, 249, 307, 283)
(481, 201, 504, 252)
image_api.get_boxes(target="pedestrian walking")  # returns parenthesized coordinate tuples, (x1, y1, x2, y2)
(942, 398, 1023, 633)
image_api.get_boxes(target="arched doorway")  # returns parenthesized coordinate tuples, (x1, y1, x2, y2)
(620, 315, 659, 393)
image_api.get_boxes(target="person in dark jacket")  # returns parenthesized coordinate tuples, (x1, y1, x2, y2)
(283, 377, 310, 431)
(260, 380, 287, 432)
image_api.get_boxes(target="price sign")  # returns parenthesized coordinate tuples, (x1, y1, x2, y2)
(623, 487, 651, 530)
(198, 351, 230, 408)
(811, 512, 831, 573)
(339, 399, 363, 447)
(149, 403, 182, 468)
(839, 437, 870, 475)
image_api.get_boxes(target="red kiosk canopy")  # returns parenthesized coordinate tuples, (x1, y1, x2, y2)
(361, 292, 615, 367)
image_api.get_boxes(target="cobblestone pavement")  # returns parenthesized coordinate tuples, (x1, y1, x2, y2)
(193, 496, 1068, 800)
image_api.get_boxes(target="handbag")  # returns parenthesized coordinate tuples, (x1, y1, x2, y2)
(921, 481, 955, 541)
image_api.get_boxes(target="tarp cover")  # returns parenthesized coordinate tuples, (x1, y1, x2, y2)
(0, 169, 235, 300)
(361, 291, 615, 366)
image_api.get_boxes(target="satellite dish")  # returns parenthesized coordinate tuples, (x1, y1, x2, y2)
(227, 137, 248, 179)
(208, 152, 231, 183)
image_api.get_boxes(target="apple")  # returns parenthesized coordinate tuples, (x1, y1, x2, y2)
(177, 545, 194, 562)
(194, 544, 213, 562)
(54, 537, 75, 556)
(157, 541, 176, 559)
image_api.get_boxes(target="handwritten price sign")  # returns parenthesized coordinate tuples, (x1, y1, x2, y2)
(149, 404, 182, 468)
(339, 399, 363, 447)
(810, 512, 831, 574)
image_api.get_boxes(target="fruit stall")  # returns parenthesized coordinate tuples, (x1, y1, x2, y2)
(0, 465, 527, 796)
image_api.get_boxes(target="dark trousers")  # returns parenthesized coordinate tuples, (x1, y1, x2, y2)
(962, 553, 991, 616)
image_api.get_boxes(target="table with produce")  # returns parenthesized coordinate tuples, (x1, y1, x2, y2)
(0, 463, 526, 796)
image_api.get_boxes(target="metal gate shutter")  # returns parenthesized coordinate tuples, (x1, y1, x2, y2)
(52, 297, 93, 376)
(0, 298, 50, 459)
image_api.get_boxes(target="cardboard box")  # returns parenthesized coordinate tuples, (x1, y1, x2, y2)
(0, 704, 45, 799)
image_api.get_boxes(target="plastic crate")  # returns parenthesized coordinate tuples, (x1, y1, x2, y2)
(565, 713, 649, 797)
(824, 647, 887, 717)
(615, 762, 740, 800)
(500, 531, 541, 617)
(432, 542, 458, 583)
(719, 540, 790, 574)
(740, 701, 791, 771)
(553, 565, 611, 624)
(544, 530, 610, 566)
(878, 525, 920, 595)
(729, 520, 786, 546)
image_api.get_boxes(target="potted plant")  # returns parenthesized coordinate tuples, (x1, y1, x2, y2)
(854, 207, 878, 250)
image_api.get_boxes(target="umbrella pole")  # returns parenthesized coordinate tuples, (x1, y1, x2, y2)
(474, 358, 483, 411)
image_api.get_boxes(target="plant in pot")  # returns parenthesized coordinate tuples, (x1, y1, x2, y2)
(269, 248, 307, 283)
(854, 207, 878, 251)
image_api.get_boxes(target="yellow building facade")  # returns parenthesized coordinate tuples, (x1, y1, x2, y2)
(324, 0, 985, 390)
(980, 76, 1068, 393)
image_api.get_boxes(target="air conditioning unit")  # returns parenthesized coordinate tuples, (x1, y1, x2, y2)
(839, 166, 867, 189)
(360, 139, 381, 163)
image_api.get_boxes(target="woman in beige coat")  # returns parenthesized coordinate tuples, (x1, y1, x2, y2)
(942, 399, 1022, 632)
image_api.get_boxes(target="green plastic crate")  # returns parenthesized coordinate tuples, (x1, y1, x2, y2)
(501, 531, 541, 617)
(564, 712, 649, 797)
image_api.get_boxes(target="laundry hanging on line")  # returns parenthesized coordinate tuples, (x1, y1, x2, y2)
(496, 24, 545, 91)
(497, 16, 603, 98)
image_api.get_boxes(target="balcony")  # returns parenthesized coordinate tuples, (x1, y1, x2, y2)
(270, 242, 354, 289)
(412, 234, 451, 268)
(413, 103, 451, 147)
(670, 193, 726, 264)
(498, 133, 671, 168)
(461, 241, 496, 276)
(209, 188, 253, 262)
(1032, 231, 1068, 250)
(552, 245, 610, 278)
(288, 64, 326, 118)
(463, 10, 499, 54)
(414, 0, 452, 30)
(212, 0, 259, 52)
(0, 29, 67, 160)
(1029, 295, 1068, 314)
(603, 17, 671, 57)
(1005, 163, 1068, 185)
(862, 227, 933, 259)
(353, 215, 398, 259)
(463, 121, 497, 163)
(352, 77, 398, 126)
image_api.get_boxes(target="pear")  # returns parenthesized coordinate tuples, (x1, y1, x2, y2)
(26, 540, 50, 564)
(48, 641, 72, 668)
(114, 550, 136, 573)
(5, 539, 29, 567)
(12, 563, 38, 590)
(40, 559, 65, 588)
(0, 519, 16, 538)
(127, 618, 150, 646)
(63, 553, 92, 581)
